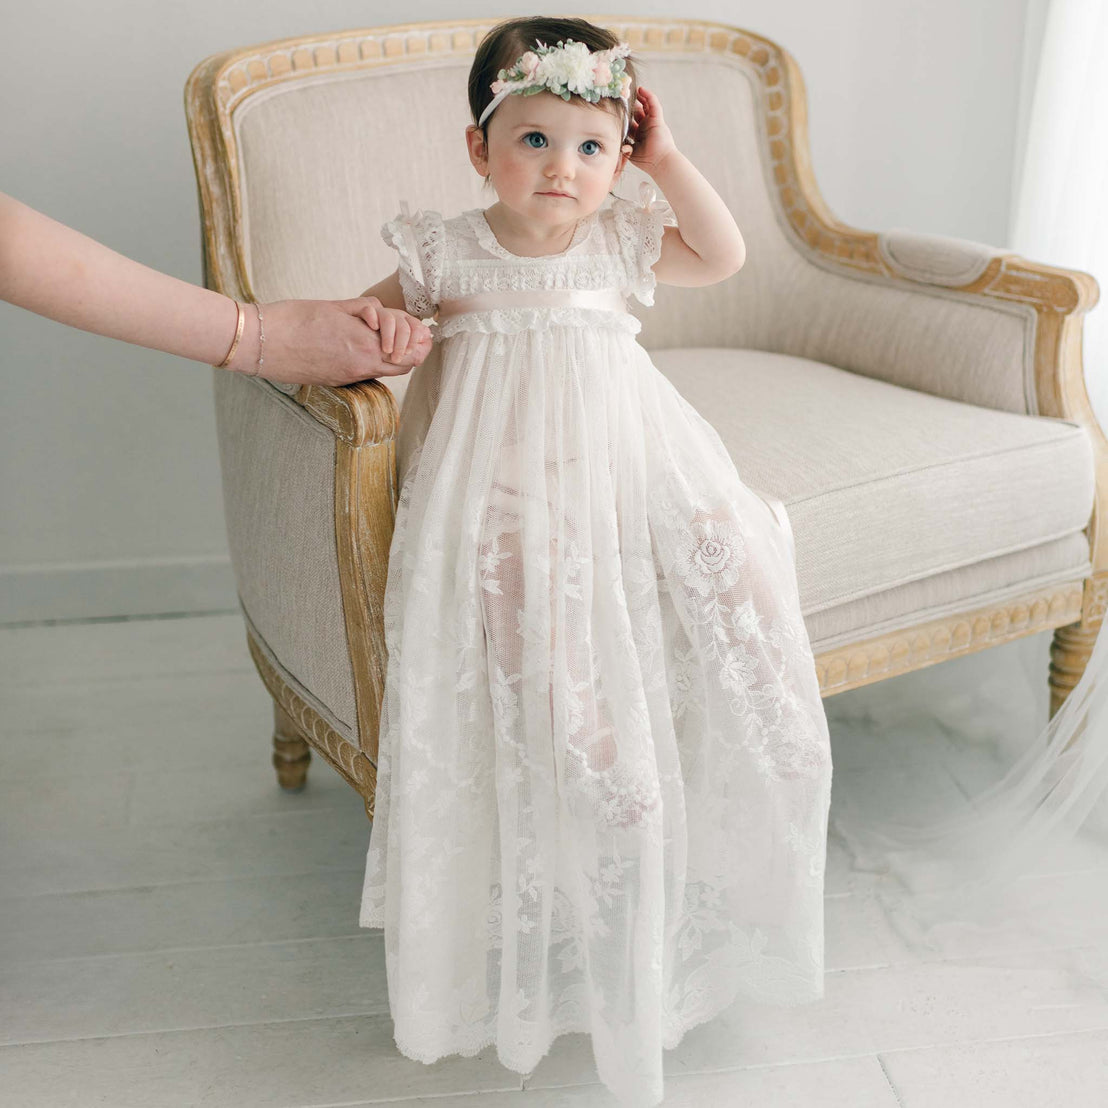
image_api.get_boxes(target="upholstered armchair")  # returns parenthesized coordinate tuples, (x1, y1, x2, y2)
(185, 17, 1104, 820)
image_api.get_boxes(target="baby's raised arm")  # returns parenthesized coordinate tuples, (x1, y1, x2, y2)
(358, 268, 432, 365)
(627, 87, 747, 287)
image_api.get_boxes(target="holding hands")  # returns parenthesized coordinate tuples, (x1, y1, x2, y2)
(356, 298, 433, 369)
(241, 297, 433, 386)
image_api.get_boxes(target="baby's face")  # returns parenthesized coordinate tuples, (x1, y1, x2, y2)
(473, 91, 625, 225)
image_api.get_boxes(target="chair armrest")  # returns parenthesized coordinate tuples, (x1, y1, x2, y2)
(294, 379, 400, 447)
(753, 43, 1099, 411)
(874, 227, 1099, 424)
(761, 43, 1108, 577)
(783, 219, 1108, 574)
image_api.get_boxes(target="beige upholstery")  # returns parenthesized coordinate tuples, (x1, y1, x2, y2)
(214, 371, 359, 733)
(184, 18, 1104, 811)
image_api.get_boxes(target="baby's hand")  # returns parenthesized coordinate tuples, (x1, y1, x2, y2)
(625, 87, 678, 174)
(361, 298, 432, 364)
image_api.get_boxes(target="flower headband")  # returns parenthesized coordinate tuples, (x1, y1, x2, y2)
(477, 38, 634, 140)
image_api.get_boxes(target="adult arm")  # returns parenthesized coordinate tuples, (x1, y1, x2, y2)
(0, 192, 431, 385)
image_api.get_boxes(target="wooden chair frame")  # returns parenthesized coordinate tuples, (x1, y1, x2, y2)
(184, 17, 1106, 819)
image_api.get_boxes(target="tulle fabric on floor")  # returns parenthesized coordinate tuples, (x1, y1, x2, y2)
(830, 615, 1108, 957)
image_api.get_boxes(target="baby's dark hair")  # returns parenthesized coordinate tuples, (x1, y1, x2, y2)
(468, 17, 638, 138)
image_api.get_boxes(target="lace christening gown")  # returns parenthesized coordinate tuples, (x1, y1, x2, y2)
(359, 188, 834, 1107)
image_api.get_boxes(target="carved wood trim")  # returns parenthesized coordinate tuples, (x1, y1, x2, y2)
(814, 579, 1085, 695)
(334, 437, 398, 769)
(246, 627, 378, 818)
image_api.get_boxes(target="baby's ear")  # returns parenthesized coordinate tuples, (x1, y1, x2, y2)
(612, 145, 632, 184)
(465, 124, 490, 176)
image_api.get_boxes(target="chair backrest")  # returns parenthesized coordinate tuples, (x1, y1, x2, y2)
(186, 17, 810, 400)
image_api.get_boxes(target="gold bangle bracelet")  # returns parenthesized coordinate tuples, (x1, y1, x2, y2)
(215, 300, 246, 368)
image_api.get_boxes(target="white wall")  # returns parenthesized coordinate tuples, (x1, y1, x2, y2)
(1, 0, 1036, 623)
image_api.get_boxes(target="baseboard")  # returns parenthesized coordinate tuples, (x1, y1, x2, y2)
(0, 555, 239, 624)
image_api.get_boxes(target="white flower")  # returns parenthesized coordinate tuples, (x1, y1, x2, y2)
(674, 518, 746, 596)
(537, 40, 596, 96)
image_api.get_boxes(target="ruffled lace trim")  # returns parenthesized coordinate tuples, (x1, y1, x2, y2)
(464, 208, 597, 262)
(610, 185, 678, 306)
(438, 305, 641, 339)
(381, 208, 446, 319)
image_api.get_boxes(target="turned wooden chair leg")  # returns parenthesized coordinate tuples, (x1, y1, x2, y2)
(1049, 609, 1105, 751)
(272, 700, 311, 791)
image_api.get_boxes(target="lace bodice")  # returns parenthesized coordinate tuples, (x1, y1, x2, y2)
(381, 185, 677, 339)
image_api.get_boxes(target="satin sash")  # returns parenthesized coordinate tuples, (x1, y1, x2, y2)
(436, 287, 630, 321)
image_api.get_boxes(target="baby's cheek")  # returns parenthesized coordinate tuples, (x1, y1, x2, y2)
(494, 156, 532, 189)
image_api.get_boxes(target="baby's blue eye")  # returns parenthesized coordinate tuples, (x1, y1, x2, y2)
(523, 132, 547, 149)
(580, 139, 602, 156)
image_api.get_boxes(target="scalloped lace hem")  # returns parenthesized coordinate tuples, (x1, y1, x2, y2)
(386, 968, 824, 1076)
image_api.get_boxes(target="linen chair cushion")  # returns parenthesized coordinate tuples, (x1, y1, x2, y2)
(651, 348, 1095, 647)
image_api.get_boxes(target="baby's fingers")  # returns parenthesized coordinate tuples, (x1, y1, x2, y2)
(388, 315, 412, 362)
(378, 312, 397, 355)
(404, 321, 432, 361)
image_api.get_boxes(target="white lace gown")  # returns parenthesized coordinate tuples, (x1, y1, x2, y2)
(359, 190, 834, 1107)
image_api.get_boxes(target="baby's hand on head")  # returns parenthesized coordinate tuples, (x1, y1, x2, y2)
(626, 87, 678, 174)
(361, 298, 433, 364)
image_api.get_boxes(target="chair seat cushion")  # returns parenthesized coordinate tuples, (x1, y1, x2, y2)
(651, 348, 1096, 642)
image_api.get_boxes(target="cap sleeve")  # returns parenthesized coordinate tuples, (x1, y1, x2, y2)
(380, 204, 445, 319)
(609, 182, 678, 306)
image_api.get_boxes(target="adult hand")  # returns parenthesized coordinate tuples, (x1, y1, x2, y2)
(239, 298, 433, 387)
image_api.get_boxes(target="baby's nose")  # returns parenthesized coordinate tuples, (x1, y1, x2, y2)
(545, 149, 575, 177)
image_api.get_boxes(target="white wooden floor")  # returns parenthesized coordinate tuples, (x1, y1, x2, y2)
(3, 613, 1108, 1107)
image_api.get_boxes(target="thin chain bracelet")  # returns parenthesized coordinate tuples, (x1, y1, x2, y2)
(251, 303, 265, 377)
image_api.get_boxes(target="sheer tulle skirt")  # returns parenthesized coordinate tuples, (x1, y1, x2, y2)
(360, 326, 833, 1105)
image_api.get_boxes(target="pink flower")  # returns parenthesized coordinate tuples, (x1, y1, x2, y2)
(490, 79, 506, 94)
(619, 73, 632, 97)
(593, 60, 612, 86)
(520, 51, 540, 77)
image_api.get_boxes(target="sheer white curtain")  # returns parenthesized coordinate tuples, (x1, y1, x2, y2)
(831, 0, 1108, 955)
(1010, 0, 1108, 423)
